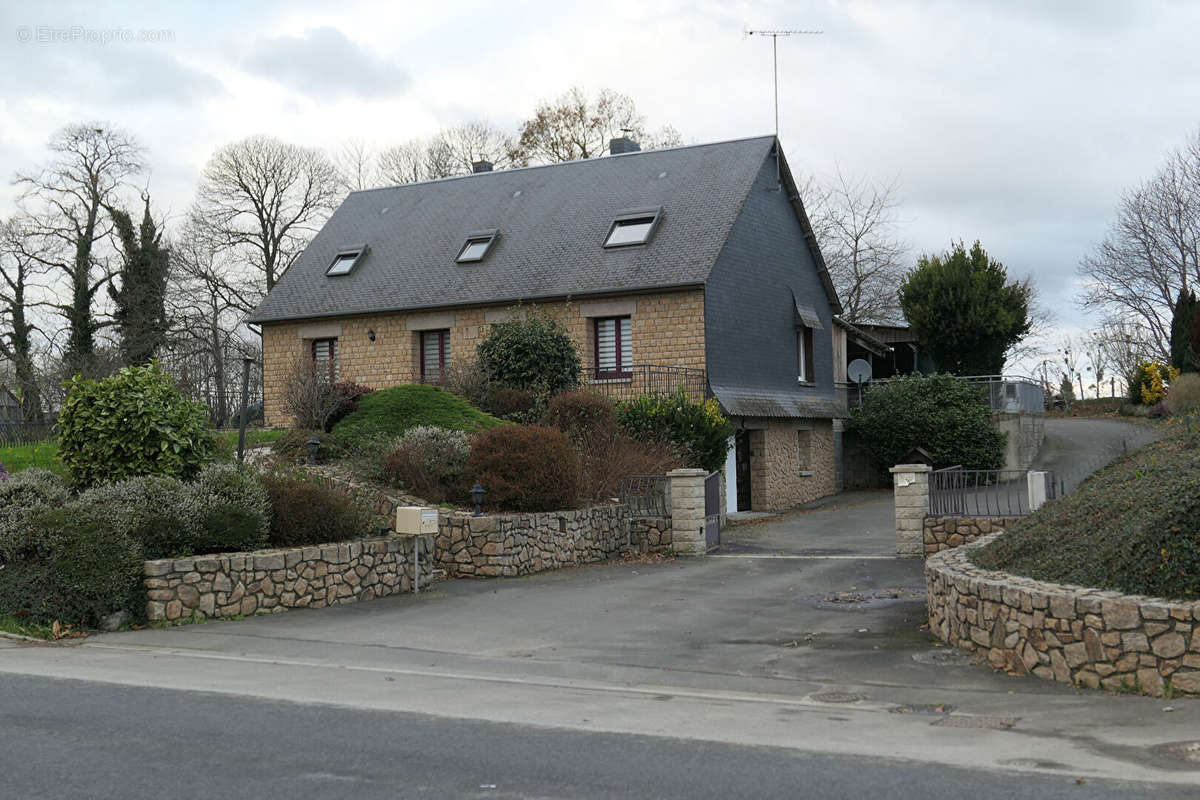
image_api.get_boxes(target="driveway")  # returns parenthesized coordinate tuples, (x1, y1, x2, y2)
(1, 418, 1194, 788)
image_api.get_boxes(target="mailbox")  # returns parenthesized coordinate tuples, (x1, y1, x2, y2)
(395, 506, 439, 535)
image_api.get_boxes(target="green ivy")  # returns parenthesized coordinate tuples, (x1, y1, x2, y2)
(57, 362, 215, 488)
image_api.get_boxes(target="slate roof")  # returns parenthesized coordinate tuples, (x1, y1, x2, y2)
(249, 136, 781, 324)
(709, 384, 845, 420)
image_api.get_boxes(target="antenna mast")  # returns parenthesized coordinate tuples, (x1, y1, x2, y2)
(746, 27, 822, 187)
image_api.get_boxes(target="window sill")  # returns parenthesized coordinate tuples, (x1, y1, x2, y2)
(798, 470, 815, 478)
(591, 376, 633, 384)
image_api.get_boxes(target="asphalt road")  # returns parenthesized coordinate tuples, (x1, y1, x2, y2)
(1, 674, 1193, 800)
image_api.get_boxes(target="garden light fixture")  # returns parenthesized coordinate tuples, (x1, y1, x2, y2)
(306, 435, 321, 464)
(470, 481, 486, 516)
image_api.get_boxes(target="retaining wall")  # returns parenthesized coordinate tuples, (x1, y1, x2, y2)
(926, 534, 1200, 697)
(435, 506, 672, 578)
(144, 534, 433, 622)
(923, 516, 1022, 556)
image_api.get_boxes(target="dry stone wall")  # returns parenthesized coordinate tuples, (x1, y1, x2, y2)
(923, 516, 1022, 556)
(144, 535, 434, 622)
(926, 534, 1200, 697)
(435, 506, 672, 578)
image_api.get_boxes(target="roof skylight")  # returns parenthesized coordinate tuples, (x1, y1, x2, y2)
(326, 248, 365, 276)
(456, 229, 499, 263)
(603, 208, 662, 248)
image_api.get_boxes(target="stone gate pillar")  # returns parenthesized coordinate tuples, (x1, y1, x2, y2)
(890, 463, 931, 558)
(668, 468, 708, 556)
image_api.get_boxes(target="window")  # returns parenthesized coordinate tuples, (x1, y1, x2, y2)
(456, 229, 499, 263)
(594, 316, 633, 379)
(603, 208, 662, 248)
(326, 247, 366, 276)
(797, 327, 814, 383)
(312, 338, 338, 382)
(420, 330, 450, 383)
(797, 430, 812, 475)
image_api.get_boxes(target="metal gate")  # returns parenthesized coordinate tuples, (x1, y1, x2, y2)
(704, 471, 721, 551)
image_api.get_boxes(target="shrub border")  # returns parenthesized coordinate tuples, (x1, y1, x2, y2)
(925, 533, 1200, 697)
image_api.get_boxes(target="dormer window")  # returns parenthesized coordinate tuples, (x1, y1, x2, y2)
(326, 247, 365, 276)
(603, 207, 662, 248)
(456, 229, 499, 263)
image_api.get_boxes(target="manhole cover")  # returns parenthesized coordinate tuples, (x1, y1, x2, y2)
(810, 691, 867, 704)
(1154, 741, 1200, 763)
(931, 716, 1018, 729)
(890, 703, 956, 715)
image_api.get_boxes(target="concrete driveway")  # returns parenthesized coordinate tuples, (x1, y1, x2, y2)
(2, 418, 1195, 787)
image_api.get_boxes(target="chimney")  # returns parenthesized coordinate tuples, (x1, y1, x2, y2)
(609, 136, 640, 155)
(472, 160, 493, 173)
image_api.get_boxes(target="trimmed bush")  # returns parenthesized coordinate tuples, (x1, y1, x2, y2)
(466, 425, 582, 512)
(615, 390, 734, 474)
(476, 308, 581, 396)
(262, 474, 371, 548)
(974, 433, 1200, 600)
(847, 374, 1005, 473)
(544, 391, 617, 438)
(382, 426, 471, 503)
(332, 384, 505, 443)
(189, 464, 270, 541)
(58, 362, 214, 487)
(194, 504, 268, 555)
(483, 386, 539, 422)
(1128, 360, 1178, 405)
(0, 504, 146, 628)
(326, 380, 376, 431)
(1166, 373, 1200, 416)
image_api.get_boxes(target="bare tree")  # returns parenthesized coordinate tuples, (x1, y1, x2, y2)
(377, 121, 523, 185)
(13, 123, 144, 376)
(283, 354, 342, 431)
(515, 86, 681, 164)
(192, 135, 341, 294)
(1079, 127, 1200, 359)
(1094, 320, 1157, 388)
(0, 217, 47, 421)
(802, 171, 908, 324)
(163, 220, 260, 425)
(1081, 330, 1108, 400)
(334, 138, 380, 194)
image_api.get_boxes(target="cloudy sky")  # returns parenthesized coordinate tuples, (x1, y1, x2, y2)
(2, 0, 1198, 370)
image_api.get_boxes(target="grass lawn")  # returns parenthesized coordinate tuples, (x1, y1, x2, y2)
(213, 427, 286, 460)
(0, 614, 57, 640)
(0, 440, 63, 475)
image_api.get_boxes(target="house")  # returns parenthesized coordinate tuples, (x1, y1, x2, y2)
(249, 135, 845, 513)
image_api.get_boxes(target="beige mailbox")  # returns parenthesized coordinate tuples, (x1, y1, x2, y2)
(395, 506, 439, 535)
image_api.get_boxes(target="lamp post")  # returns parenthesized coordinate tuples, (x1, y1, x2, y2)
(306, 436, 321, 465)
(470, 481, 486, 517)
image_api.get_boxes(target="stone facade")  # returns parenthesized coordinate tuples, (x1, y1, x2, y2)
(923, 516, 1021, 556)
(435, 506, 672, 578)
(143, 535, 434, 622)
(261, 289, 706, 426)
(994, 412, 1046, 471)
(926, 535, 1200, 697)
(747, 419, 836, 512)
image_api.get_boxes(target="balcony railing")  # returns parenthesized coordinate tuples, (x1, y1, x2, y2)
(583, 364, 710, 403)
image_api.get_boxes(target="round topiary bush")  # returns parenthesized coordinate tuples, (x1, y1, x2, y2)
(262, 473, 371, 548)
(847, 373, 1006, 474)
(465, 425, 582, 512)
(58, 362, 214, 487)
(476, 308, 581, 397)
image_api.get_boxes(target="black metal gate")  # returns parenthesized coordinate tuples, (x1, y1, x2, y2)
(704, 471, 721, 551)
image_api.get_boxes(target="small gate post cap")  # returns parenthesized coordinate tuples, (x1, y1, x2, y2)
(667, 468, 709, 477)
(889, 462, 932, 474)
(902, 446, 934, 466)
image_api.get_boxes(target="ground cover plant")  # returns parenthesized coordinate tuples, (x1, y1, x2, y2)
(332, 384, 505, 444)
(848, 373, 1005, 474)
(974, 431, 1200, 600)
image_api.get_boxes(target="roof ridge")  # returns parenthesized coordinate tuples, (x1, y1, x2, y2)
(347, 134, 779, 196)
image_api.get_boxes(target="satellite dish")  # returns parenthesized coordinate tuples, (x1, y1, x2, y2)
(848, 359, 873, 384)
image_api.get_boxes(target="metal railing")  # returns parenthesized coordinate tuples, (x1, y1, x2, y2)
(929, 466, 1056, 517)
(619, 474, 670, 518)
(0, 421, 55, 445)
(584, 364, 709, 403)
(960, 375, 1046, 414)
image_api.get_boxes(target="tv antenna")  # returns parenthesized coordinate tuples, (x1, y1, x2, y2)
(746, 28, 822, 141)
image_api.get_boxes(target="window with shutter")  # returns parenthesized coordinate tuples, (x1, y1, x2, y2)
(594, 316, 632, 379)
(312, 338, 338, 382)
(420, 330, 450, 383)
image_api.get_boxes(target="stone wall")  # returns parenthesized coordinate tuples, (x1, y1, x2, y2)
(144, 534, 434, 622)
(435, 506, 672, 578)
(994, 412, 1046, 471)
(926, 535, 1200, 697)
(748, 418, 836, 511)
(923, 516, 1022, 556)
(262, 289, 706, 426)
